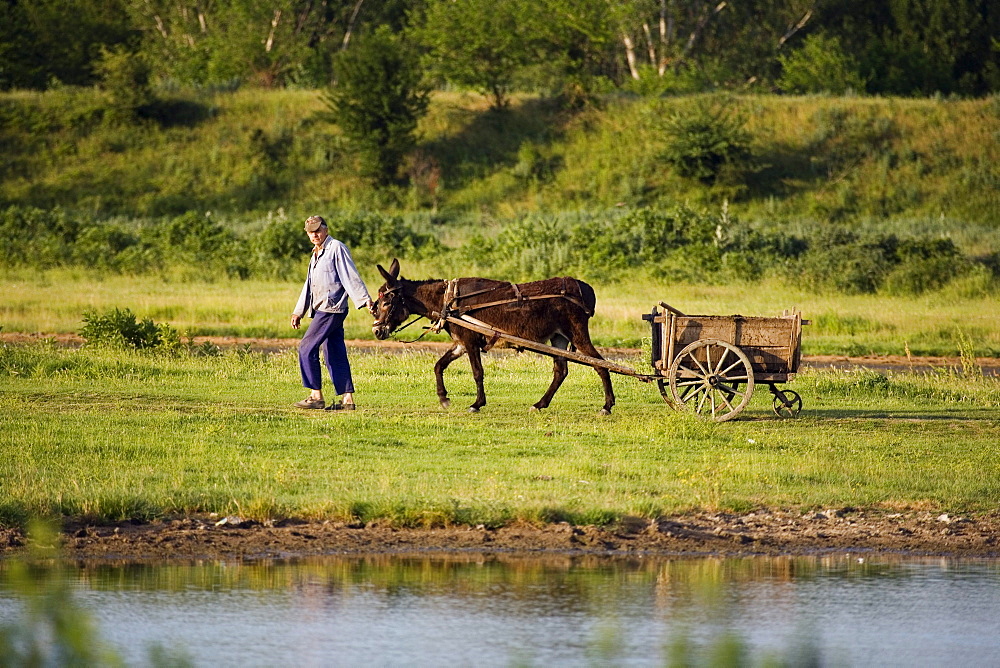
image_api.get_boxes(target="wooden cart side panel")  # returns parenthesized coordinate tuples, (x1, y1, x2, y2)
(668, 315, 801, 374)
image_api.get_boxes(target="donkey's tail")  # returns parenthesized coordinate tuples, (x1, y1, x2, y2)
(575, 279, 598, 317)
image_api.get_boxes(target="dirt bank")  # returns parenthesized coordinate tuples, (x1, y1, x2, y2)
(3, 509, 999, 563)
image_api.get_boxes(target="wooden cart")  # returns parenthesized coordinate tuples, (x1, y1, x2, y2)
(441, 302, 806, 422)
(643, 303, 807, 422)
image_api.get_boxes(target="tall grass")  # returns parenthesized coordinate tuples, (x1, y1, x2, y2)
(3, 268, 1000, 355)
(1, 89, 998, 236)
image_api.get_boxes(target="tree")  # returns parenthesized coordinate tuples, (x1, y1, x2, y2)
(127, 0, 378, 87)
(778, 33, 867, 94)
(0, 0, 134, 90)
(94, 45, 154, 123)
(322, 26, 429, 185)
(416, 0, 537, 109)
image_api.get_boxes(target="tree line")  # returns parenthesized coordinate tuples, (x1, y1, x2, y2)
(3, 0, 998, 98)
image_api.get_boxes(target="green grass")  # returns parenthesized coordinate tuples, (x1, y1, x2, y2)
(2, 89, 998, 239)
(4, 268, 1000, 357)
(2, 343, 998, 528)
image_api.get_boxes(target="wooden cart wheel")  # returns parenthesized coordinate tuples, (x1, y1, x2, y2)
(668, 339, 755, 422)
(772, 389, 802, 418)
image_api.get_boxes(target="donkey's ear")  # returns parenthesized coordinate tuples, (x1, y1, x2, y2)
(377, 263, 396, 285)
(388, 258, 400, 279)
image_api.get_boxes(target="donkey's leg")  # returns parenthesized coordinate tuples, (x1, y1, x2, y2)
(569, 324, 615, 415)
(467, 344, 487, 413)
(434, 344, 466, 408)
(532, 334, 570, 411)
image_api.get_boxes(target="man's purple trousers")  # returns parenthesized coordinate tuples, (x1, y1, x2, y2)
(298, 311, 354, 394)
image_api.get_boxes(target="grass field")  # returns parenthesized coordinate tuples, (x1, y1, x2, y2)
(3, 268, 1000, 356)
(2, 341, 998, 529)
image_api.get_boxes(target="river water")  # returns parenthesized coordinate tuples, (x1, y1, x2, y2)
(2, 554, 1000, 666)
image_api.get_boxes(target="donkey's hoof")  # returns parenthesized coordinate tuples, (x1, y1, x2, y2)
(468, 406, 480, 413)
(440, 398, 451, 409)
(528, 405, 540, 412)
(598, 408, 612, 416)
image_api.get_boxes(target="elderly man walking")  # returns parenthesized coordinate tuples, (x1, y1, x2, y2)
(290, 215, 372, 411)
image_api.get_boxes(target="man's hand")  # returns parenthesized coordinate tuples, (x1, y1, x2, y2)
(290, 314, 301, 330)
(366, 300, 378, 317)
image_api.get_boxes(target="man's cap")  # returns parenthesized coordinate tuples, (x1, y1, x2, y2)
(304, 215, 327, 232)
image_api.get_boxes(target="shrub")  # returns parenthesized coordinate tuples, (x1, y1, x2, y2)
(94, 46, 154, 124)
(322, 27, 430, 185)
(795, 230, 894, 294)
(80, 307, 181, 352)
(882, 238, 970, 295)
(72, 224, 140, 270)
(0, 206, 80, 267)
(157, 212, 248, 278)
(324, 212, 443, 261)
(658, 97, 753, 184)
(778, 34, 868, 95)
(250, 217, 312, 279)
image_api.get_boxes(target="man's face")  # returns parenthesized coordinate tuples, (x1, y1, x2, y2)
(307, 226, 329, 247)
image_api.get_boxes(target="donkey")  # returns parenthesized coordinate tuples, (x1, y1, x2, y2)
(371, 259, 615, 414)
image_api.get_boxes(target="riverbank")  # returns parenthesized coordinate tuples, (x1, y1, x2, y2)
(5, 509, 999, 562)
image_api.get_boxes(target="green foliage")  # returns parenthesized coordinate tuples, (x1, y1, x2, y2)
(80, 307, 181, 352)
(658, 98, 753, 184)
(323, 27, 429, 184)
(94, 45, 154, 124)
(0, 206, 80, 267)
(778, 33, 869, 95)
(808, 107, 896, 178)
(417, 0, 537, 110)
(158, 212, 247, 278)
(324, 211, 443, 261)
(462, 206, 801, 283)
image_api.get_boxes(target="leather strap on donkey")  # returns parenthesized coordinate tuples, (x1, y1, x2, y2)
(439, 277, 593, 319)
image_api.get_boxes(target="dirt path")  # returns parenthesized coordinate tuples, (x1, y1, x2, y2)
(3, 509, 999, 562)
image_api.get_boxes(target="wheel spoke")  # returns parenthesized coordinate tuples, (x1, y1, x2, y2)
(696, 389, 709, 414)
(685, 352, 710, 379)
(715, 388, 735, 413)
(718, 357, 746, 377)
(711, 347, 730, 375)
(715, 381, 747, 398)
(678, 383, 699, 402)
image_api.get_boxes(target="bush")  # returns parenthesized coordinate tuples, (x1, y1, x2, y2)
(72, 224, 140, 270)
(324, 212, 443, 261)
(80, 307, 181, 352)
(0, 206, 80, 267)
(882, 238, 970, 295)
(94, 46, 154, 124)
(778, 34, 868, 95)
(322, 27, 430, 185)
(250, 217, 312, 279)
(658, 97, 753, 184)
(795, 231, 894, 294)
(157, 212, 248, 278)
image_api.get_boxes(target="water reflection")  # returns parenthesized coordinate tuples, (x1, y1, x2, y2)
(2, 554, 999, 666)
